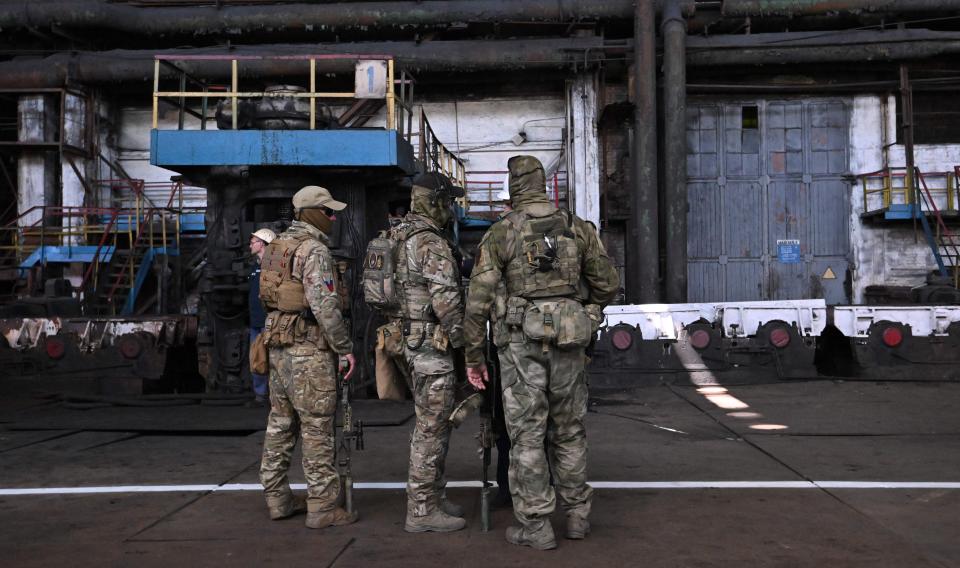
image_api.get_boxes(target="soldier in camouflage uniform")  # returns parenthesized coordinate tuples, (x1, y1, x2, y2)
(464, 156, 619, 550)
(258, 185, 358, 529)
(385, 172, 468, 533)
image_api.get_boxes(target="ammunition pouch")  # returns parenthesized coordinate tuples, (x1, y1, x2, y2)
(504, 296, 529, 327)
(263, 311, 327, 350)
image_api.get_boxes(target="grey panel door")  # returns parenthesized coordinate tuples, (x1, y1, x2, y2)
(686, 99, 851, 303)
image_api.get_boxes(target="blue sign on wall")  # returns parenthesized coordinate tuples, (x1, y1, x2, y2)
(777, 239, 802, 264)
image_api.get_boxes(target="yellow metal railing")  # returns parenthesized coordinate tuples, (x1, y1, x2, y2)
(152, 55, 404, 136)
(860, 167, 957, 214)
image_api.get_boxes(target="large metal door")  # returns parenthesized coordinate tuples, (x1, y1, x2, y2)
(686, 99, 850, 303)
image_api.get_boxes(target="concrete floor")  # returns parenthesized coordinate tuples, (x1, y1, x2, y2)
(0, 380, 958, 567)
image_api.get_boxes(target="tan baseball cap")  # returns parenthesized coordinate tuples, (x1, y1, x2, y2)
(251, 228, 277, 244)
(292, 185, 347, 211)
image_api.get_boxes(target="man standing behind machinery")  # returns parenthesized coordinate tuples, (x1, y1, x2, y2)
(463, 156, 618, 550)
(248, 228, 276, 407)
(258, 185, 357, 529)
(365, 172, 467, 533)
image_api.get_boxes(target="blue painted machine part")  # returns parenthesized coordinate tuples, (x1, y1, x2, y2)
(150, 129, 415, 173)
(19, 246, 116, 269)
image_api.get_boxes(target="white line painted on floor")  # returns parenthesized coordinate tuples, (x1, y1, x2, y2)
(2, 481, 960, 495)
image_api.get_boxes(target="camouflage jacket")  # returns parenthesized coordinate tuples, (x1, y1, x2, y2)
(395, 213, 465, 348)
(463, 202, 618, 366)
(277, 220, 353, 355)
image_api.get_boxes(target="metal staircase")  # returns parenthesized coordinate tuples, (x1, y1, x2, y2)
(0, 180, 205, 314)
(918, 169, 960, 287)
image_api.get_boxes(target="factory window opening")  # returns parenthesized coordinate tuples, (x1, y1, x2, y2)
(741, 105, 759, 130)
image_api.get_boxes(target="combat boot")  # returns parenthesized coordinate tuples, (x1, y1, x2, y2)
(505, 522, 557, 550)
(566, 516, 590, 540)
(305, 507, 359, 529)
(439, 495, 463, 518)
(266, 494, 307, 520)
(404, 510, 467, 533)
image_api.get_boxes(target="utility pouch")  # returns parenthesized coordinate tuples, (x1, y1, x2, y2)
(505, 296, 529, 327)
(432, 325, 450, 352)
(522, 300, 560, 344)
(249, 332, 269, 375)
(404, 321, 426, 350)
(555, 298, 592, 350)
(377, 320, 404, 357)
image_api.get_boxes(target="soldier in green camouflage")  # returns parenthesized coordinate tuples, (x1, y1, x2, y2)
(463, 156, 619, 550)
(258, 185, 358, 529)
(384, 172, 469, 533)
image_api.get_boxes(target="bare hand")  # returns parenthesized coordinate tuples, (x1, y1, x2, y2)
(466, 365, 489, 391)
(340, 353, 357, 381)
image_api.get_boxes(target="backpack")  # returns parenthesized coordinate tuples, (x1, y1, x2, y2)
(362, 223, 434, 313)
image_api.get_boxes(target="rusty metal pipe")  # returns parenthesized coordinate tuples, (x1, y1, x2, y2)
(0, 38, 604, 89)
(686, 29, 960, 66)
(628, 0, 660, 303)
(662, 0, 687, 303)
(0, 0, 693, 35)
(723, 0, 960, 17)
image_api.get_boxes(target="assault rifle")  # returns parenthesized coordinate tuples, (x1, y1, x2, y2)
(477, 339, 500, 532)
(337, 365, 365, 515)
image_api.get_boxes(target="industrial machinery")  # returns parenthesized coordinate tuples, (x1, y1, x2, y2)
(149, 54, 465, 392)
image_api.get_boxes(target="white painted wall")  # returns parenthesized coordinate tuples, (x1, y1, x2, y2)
(849, 94, 955, 302)
(17, 95, 57, 229)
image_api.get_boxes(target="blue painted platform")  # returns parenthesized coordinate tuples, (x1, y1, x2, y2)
(884, 204, 919, 220)
(151, 129, 415, 173)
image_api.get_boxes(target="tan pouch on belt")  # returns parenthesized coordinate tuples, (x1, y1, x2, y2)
(249, 332, 269, 375)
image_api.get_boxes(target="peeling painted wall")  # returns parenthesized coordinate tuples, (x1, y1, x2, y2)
(849, 94, 951, 302)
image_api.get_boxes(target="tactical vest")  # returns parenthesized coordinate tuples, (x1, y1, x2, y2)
(259, 234, 311, 313)
(503, 208, 582, 300)
(363, 218, 444, 321)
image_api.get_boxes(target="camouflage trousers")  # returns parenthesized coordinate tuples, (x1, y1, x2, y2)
(260, 341, 340, 513)
(499, 335, 592, 529)
(393, 322, 456, 517)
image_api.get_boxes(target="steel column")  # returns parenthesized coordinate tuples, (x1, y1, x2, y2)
(662, 1, 687, 303)
(628, 0, 660, 303)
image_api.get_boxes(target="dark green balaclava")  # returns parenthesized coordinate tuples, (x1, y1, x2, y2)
(508, 155, 550, 208)
(410, 172, 456, 228)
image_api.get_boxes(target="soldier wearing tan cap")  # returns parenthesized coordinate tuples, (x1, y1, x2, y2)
(257, 185, 358, 529)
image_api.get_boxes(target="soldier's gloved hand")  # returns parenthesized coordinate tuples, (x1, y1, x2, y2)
(339, 353, 357, 382)
(466, 364, 489, 391)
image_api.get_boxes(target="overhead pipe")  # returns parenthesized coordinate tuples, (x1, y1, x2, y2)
(628, 0, 660, 304)
(0, 38, 604, 89)
(685, 29, 960, 66)
(662, 0, 687, 303)
(723, 0, 960, 17)
(0, 0, 693, 35)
